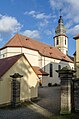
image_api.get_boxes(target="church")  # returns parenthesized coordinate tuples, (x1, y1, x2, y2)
(0, 15, 74, 86)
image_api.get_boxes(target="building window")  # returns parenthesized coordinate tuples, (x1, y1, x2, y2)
(50, 63, 53, 77)
(65, 38, 66, 45)
(58, 65, 61, 77)
(66, 50, 68, 55)
(56, 37, 59, 45)
(3, 54, 5, 57)
(72, 67, 74, 70)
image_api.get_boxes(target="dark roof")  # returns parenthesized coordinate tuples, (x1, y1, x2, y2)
(0, 54, 23, 78)
(0, 33, 73, 63)
(33, 66, 49, 76)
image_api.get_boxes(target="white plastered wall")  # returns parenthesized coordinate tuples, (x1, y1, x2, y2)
(40, 56, 74, 86)
(0, 47, 39, 66)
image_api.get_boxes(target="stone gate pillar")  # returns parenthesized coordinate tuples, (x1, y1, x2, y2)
(73, 79, 79, 111)
(56, 67, 76, 114)
(10, 73, 23, 108)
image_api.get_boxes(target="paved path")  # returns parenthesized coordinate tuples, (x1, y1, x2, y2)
(0, 100, 53, 119)
(35, 86, 61, 114)
(0, 86, 60, 119)
(1, 86, 79, 119)
(27, 101, 53, 118)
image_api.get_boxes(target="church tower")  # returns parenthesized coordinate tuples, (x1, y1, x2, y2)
(54, 15, 68, 55)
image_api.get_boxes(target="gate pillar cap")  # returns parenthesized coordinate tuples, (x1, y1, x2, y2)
(10, 73, 23, 78)
(56, 66, 76, 74)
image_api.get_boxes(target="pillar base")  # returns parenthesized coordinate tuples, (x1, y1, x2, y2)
(60, 109, 71, 114)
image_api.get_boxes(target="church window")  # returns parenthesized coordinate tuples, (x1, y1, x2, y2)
(65, 38, 66, 45)
(56, 37, 59, 45)
(72, 67, 74, 70)
(3, 54, 5, 57)
(66, 50, 68, 55)
(58, 65, 61, 77)
(50, 63, 53, 77)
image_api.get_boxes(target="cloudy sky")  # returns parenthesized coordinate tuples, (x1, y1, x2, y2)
(0, 0, 79, 56)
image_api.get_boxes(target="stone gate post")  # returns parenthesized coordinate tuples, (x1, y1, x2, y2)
(10, 73, 23, 108)
(56, 67, 75, 114)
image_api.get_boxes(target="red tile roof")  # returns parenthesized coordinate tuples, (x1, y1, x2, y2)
(33, 66, 49, 76)
(1, 33, 73, 63)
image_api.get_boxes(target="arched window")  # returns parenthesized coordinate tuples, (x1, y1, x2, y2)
(65, 38, 66, 45)
(56, 37, 59, 45)
(50, 63, 53, 77)
(66, 50, 68, 55)
(58, 65, 61, 77)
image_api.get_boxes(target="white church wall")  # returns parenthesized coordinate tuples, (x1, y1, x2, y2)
(38, 54, 42, 68)
(0, 48, 7, 58)
(0, 47, 22, 58)
(42, 76, 52, 86)
(0, 47, 39, 66)
(40, 56, 74, 86)
(22, 48, 39, 66)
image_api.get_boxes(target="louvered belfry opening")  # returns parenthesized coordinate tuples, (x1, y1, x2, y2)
(10, 73, 23, 108)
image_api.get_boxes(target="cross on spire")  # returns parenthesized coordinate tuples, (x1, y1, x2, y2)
(60, 9, 62, 16)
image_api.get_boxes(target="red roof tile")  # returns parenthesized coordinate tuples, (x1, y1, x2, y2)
(1, 33, 73, 63)
(33, 66, 49, 76)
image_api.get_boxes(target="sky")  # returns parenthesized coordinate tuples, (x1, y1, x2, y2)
(0, 0, 79, 56)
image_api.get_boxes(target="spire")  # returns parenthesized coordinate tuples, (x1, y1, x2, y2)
(58, 9, 63, 23)
(58, 16, 63, 24)
(54, 11, 68, 55)
(55, 11, 66, 36)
